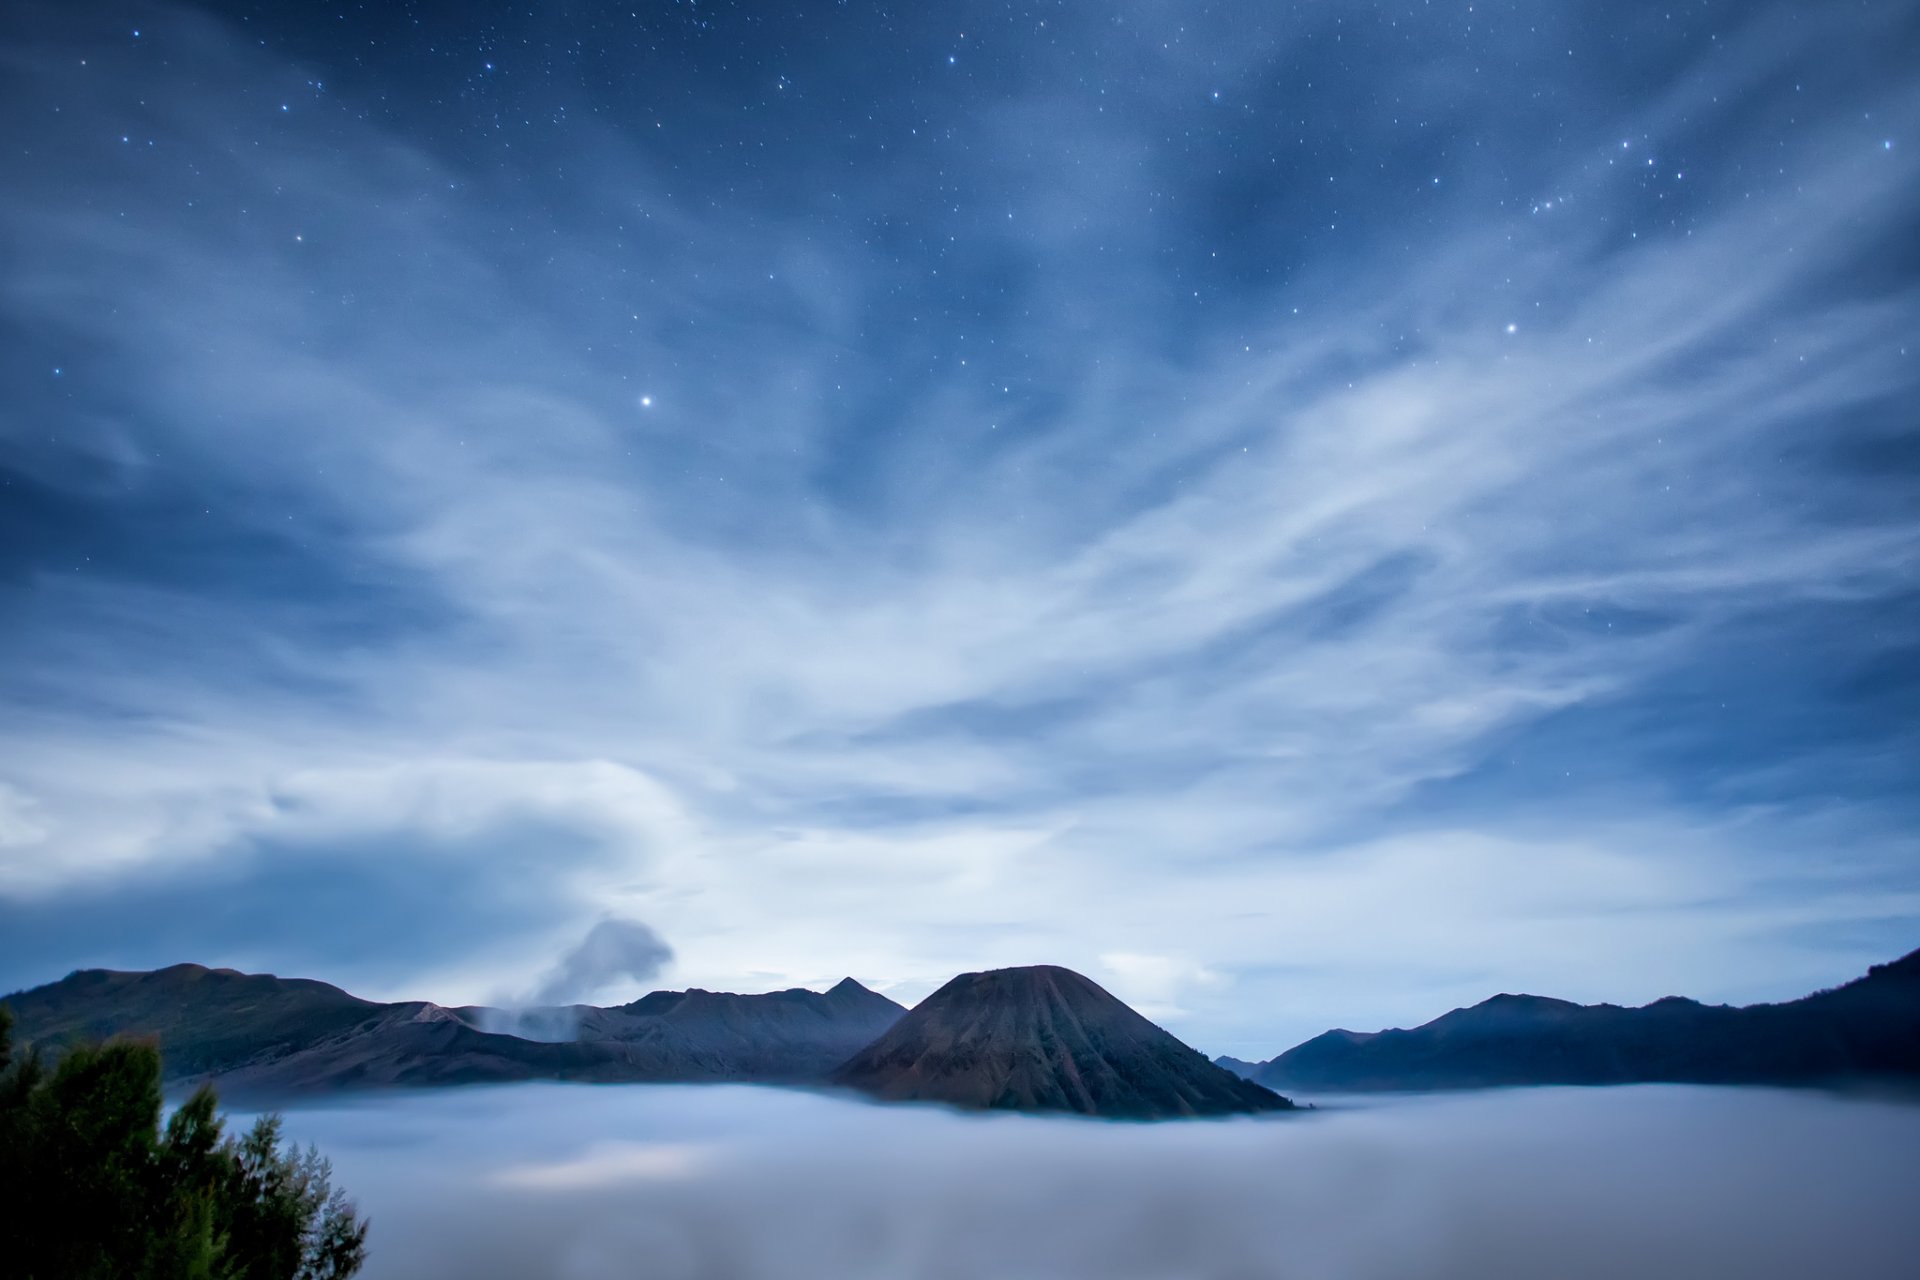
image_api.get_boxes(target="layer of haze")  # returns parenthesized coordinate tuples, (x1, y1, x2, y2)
(262, 1085, 1920, 1280)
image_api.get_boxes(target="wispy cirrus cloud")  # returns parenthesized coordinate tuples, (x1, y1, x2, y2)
(0, 0, 1915, 1046)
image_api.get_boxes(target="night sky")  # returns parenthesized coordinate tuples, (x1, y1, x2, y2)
(1, 0, 1916, 1055)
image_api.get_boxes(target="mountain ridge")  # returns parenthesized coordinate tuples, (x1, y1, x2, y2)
(1237, 946, 1920, 1093)
(19, 948, 1917, 1106)
(1, 963, 906, 1096)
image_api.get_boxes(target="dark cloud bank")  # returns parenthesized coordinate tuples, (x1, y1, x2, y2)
(260, 1085, 1920, 1280)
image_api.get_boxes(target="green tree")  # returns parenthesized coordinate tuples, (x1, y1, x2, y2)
(0, 1005, 368, 1279)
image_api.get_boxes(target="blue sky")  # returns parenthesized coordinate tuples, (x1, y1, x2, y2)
(1, 0, 1916, 1056)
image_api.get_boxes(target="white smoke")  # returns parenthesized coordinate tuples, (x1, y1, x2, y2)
(476, 919, 674, 1041)
(471, 1007, 588, 1043)
(528, 918, 675, 1006)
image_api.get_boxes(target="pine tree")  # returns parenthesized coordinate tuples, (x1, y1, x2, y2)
(0, 1006, 368, 1279)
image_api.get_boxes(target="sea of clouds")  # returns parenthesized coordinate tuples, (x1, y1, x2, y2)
(259, 1083, 1920, 1280)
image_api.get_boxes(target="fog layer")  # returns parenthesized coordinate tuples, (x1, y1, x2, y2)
(258, 1084, 1920, 1279)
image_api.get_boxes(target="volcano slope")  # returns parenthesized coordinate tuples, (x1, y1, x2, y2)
(830, 964, 1292, 1119)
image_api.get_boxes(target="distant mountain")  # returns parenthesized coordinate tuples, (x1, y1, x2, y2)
(550, 975, 909, 1081)
(830, 964, 1293, 1118)
(1249, 947, 1920, 1093)
(1, 964, 906, 1096)
(1, 964, 386, 1079)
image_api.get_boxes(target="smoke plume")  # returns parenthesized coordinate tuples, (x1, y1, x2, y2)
(528, 918, 674, 1006)
(475, 918, 674, 1041)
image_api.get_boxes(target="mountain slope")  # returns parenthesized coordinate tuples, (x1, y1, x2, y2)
(205, 1003, 737, 1094)
(1253, 947, 1920, 1093)
(0, 964, 389, 1078)
(2, 964, 906, 1094)
(830, 964, 1293, 1118)
(578, 975, 909, 1080)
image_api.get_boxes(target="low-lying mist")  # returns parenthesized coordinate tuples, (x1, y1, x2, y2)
(262, 1084, 1920, 1280)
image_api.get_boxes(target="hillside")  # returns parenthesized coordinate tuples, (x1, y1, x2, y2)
(1249, 947, 1920, 1093)
(1, 964, 906, 1095)
(831, 964, 1293, 1119)
(1, 964, 389, 1078)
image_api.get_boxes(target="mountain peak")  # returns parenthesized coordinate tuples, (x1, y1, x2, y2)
(819, 977, 908, 1021)
(1479, 992, 1580, 1011)
(830, 963, 1292, 1119)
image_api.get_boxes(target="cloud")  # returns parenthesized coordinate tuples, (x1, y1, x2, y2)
(263, 1084, 1920, 1280)
(494, 1142, 711, 1190)
(0, 0, 1916, 1037)
(0, 759, 689, 998)
(0, 784, 47, 851)
(1097, 953, 1227, 1021)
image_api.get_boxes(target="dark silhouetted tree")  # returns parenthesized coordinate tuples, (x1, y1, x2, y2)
(0, 1005, 368, 1279)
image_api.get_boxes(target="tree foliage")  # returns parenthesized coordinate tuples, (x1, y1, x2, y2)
(0, 1004, 368, 1279)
